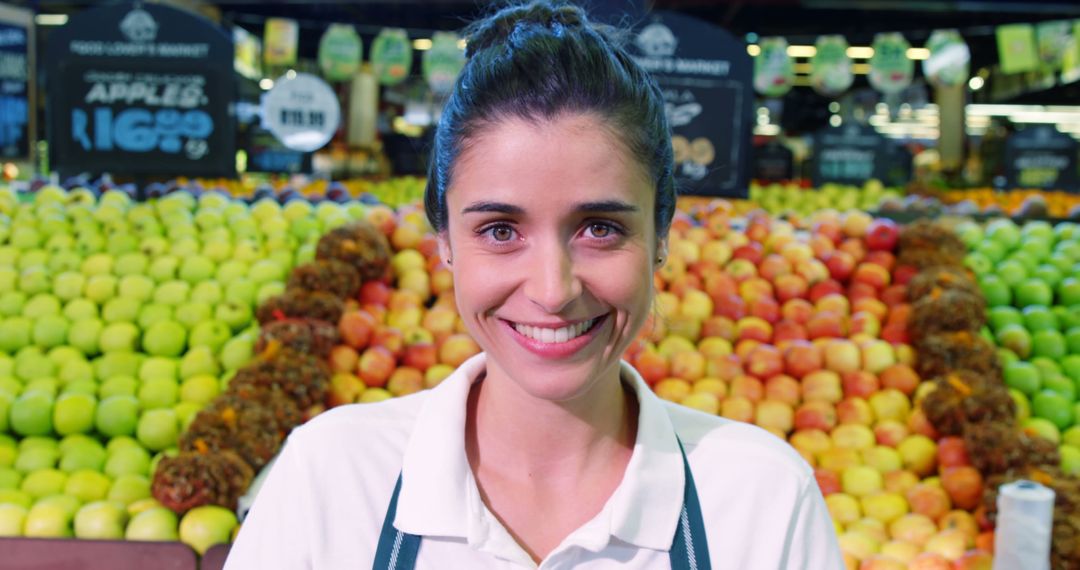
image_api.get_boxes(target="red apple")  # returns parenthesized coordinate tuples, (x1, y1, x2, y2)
(806, 311, 846, 339)
(764, 374, 801, 406)
(774, 274, 809, 302)
(865, 218, 899, 251)
(757, 254, 792, 281)
(736, 316, 773, 343)
(783, 340, 822, 379)
(729, 375, 764, 402)
(359, 280, 393, 306)
(402, 342, 438, 372)
(339, 310, 377, 350)
(941, 467, 983, 511)
(357, 346, 395, 388)
(873, 419, 909, 447)
(713, 293, 747, 320)
(841, 370, 880, 399)
(836, 396, 874, 425)
(937, 437, 971, 468)
(744, 344, 783, 379)
(794, 400, 838, 431)
(814, 469, 842, 496)
(802, 370, 843, 403)
(781, 298, 814, 324)
(387, 366, 425, 397)
(879, 364, 919, 396)
(634, 349, 670, 384)
(720, 396, 754, 422)
(438, 333, 481, 367)
(808, 279, 843, 303)
(329, 345, 360, 373)
(822, 251, 856, 282)
(824, 339, 862, 374)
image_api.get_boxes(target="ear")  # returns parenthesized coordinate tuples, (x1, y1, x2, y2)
(437, 232, 452, 266)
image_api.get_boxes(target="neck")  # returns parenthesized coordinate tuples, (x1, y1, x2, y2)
(466, 360, 638, 484)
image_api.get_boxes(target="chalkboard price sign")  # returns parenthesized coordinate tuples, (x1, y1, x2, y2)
(1005, 125, 1079, 192)
(813, 124, 888, 186)
(46, 3, 235, 177)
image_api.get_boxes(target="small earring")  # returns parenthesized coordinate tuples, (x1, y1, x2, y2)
(656, 256, 664, 265)
(446, 257, 453, 266)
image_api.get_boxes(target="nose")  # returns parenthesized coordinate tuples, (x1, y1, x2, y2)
(523, 241, 582, 314)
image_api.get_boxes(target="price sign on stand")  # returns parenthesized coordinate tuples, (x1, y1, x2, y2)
(628, 11, 753, 198)
(0, 4, 32, 161)
(262, 72, 341, 153)
(46, 3, 235, 177)
(1005, 125, 1079, 192)
(812, 124, 889, 186)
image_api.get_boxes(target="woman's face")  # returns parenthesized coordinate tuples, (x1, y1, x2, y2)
(440, 114, 663, 403)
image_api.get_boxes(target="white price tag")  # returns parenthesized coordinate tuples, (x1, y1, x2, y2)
(262, 72, 341, 152)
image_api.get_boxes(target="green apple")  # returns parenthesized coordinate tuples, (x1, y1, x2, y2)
(220, 335, 254, 371)
(47, 346, 83, 367)
(189, 320, 232, 352)
(53, 392, 96, 436)
(22, 498, 74, 538)
(179, 374, 219, 406)
(136, 409, 179, 451)
(256, 282, 286, 305)
(179, 346, 220, 379)
(147, 256, 180, 283)
(137, 303, 173, 329)
(153, 280, 191, 306)
(1022, 306, 1059, 332)
(1010, 389, 1031, 422)
(63, 299, 98, 321)
(117, 275, 155, 303)
(215, 260, 249, 284)
(80, 253, 114, 276)
(98, 376, 138, 399)
(1043, 374, 1077, 402)
(223, 279, 256, 307)
(996, 259, 1029, 288)
(139, 357, 178, 382)
(67, 318, 104, 355)
(0, 466, 20, 489)
(202, 241, 232, 263)
(0, 291, 28, 317)
(61, 380, 97, 398)
(64, 469, 111, 502)
(31, 314, 68, 349)
(1005, 361, 1042, 397)
(248, 259, 286, 284)
(19, 266, 52, 295)
(215, 300, 253, 332)
(59, 445, 106, 473)
(104, 445, 151, 479)
(1033, 391, 1074, 430)
(20, 468, 67, 499)
(138, 378, 178, 410)
(996, 323, 1033, 359)
(23, 293, 61, 318)
(1061, 445, 1080, 476)
(179, 505, 238, 555)
(93, 351, 141, 380)
(1024, 417, 1062, 444)
(1034, 264, 1063, 289)
(169, 237, 200, 258)
(99, 321, 139, 353)
(1015, 278, 1054, 308)
(126, 506, 179, 541)
(14, 446, 58, 473)
(107, 233, 139, 256)
(1032, 329, 1067, 360)
(178, 256, 216, 284)
(0, 503, 27, 536)
(979, 276, 1014, 307)
(174, 301, 212, 329)
(190, 281, 224, 305)
(989, 306, 1024, 332)
(95, 395, 139, 437)
(53, 272, 86, 302)
(0, 316, 32, 352)
(142, 320, 187, 357)
(58, 358, 95, 386)
(114, 253, 149, 277)
(15, 347, 56, 380)
(10, 390, 54, 436)
(83, 274, 118, 304)
(107, 474, 150, 505)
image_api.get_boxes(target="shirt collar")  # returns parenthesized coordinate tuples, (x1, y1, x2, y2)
(394, 353, 685, 553)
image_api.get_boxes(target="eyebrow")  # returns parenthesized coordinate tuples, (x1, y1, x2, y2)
(460, 200, 639, 215)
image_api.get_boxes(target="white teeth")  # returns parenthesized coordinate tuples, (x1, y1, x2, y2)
(513, 318, 597, 344)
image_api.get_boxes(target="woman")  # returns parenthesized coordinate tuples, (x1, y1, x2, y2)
(226, 2, 842, 568)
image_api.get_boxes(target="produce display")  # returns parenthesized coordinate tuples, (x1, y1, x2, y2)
(3, 181, 1079, 569)
(747, 180, 904, 217)
(935, 189, 1080, 220)
(0, 186, 370, 550)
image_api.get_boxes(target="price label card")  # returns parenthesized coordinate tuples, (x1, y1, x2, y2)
(1005, 125, 1079, 192)
(262, 72, 341, 152)
(813, 124, 892, 186)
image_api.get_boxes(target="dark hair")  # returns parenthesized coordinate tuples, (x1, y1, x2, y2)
(424, 0, 676, 240)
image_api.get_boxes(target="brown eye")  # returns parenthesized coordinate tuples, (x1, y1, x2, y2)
(590, 223, 610, 238)
(491, 225, 514, 241)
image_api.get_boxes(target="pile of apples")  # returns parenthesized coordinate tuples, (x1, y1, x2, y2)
(0, 186, 364, 552)
(962, 218, 1080, 477)
(745, 179, 903, 218)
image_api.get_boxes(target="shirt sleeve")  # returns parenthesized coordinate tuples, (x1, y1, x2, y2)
(780, 477, 845, 569)
(223, 435, 314, 570)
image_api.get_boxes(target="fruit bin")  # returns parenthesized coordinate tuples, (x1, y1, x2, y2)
(1, 184, 1079, 569)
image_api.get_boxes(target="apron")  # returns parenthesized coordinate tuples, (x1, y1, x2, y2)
(372, 438, 711, 570)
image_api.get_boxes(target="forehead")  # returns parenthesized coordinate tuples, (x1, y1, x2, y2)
(447, 114, 654, 214)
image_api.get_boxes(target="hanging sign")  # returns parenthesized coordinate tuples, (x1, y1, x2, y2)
(233, 26, 262, 81)
(1005, 125, 1079, 192)
(370, 28, 412, 86)
(628, 11, 753, 198)
(810, 35, 853, 98)
(812, 123, 890, 186)
(1037, 20, 1071, 70)
(318, 24, 362, 82)
(262, 72, 341, 152)
(997, 24, 1039, 75)
(753, 37, 794, 98)
(869, 33, 913, 95)
(0, 11, 30, 160)
(423, 31, 464, 94)
(923, 30, 970, 88)
(45, 2, 235, 176)
(1063, 22, 1080, 84)
(753, 141, 795, 182)
(264, 17, 298, 67)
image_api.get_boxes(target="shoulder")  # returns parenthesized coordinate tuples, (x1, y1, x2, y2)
(665, 401, 812, 488)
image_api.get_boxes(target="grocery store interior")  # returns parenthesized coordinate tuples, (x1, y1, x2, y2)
(0, 0, 1079, 568)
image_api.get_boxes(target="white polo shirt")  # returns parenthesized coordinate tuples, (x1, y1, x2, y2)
(225, 353, 843, 569)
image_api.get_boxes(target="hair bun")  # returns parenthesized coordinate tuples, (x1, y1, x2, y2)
(463, 1, 592, 58)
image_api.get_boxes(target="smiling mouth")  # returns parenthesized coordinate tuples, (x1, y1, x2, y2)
(508, 314, 607, 344)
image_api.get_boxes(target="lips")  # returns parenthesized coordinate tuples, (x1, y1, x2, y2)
(501, 313, 609, 359)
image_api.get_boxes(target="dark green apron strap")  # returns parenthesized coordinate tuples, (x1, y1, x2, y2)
(372, 475, 421, 570)
(668, 437, 711, 570)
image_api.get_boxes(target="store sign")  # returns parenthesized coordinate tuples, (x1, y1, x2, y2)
(1036, 20, 1070, 70)
(319, 24, 362, 82)
(233, 26, 262, 81)
(812, 123, 889, 186)
(1064, 22, 1080, 84)
(46, 3, 235, 176)
(0, 22, 29, 159)
(423, 31, 464, 94)
(262, 72, 340, 152)
(869, 33, 913, 95)
(811, 35, 853, 98)
(753, 37, 794, 98)
(1005, 125, 1079, 192)
(997, 24, 1039, 75)
(753, 142, 794, 182)
(264, 18, 298, 67)
(629, 11, 752, 198)
(923, 30, 970, 88)
(371, 28, 412, 86)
